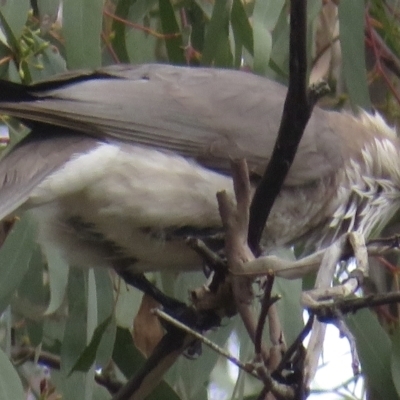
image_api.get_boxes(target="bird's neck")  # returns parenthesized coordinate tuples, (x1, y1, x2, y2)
(331, 112, 400, 240)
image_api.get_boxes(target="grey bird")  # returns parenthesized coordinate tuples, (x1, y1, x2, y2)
(0, 63, 399, 297)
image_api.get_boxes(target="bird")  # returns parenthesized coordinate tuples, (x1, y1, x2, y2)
(0, 63, 399, 302)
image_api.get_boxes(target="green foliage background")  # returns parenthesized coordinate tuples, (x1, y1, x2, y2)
(0, 1, 399, 399)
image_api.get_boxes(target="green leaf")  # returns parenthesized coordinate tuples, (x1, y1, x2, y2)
(25, 32, 67, 82)
(18, 245, 45, 305)
(252, 0, 285, 76)
(0, 216, 36, 314)
(93, 384, 113, 400)
(17, 244, 45, 346)
(269, 9, 290, 80)
(274, 277, 303, 345)
(112, 327, 180, 400)
(125, 17, 158, 64)
(111, 0, 134, 63)
(0, 41, 11, 79)
(201, 0, 232, 66)
(215, 30, 233, 67)
(63, 0, 103, 68)
(60, 268, 88, 400)
(0, 348, 24, 400)
(253, 25, 272, 76)
(43, 244, 69, 315)
(36, 0, 62, 33)
(127, 0, 158, 21)
(0, 1, 30, 40)
(94, 268, 116, 367)
(112, 327, 146, 377)
(114, 282, 143, 328)
(69, 316, 112, 375)
(111, 0, 158, 63)
(231, 0, 253, 56)
(0, 10, 20, 56)
(185, 1, 206, 59)
(42, 317, 64, 355)
(231, 32, 243, 69)
(194, 0, 213, 20)
(162, 271, 235, 398)
(346, 309, 398, 399)
(37, 0, 61, 20)
(158, 0, 185, 65)
(391, 327, 400, 397)
(338, 0, 371, 110)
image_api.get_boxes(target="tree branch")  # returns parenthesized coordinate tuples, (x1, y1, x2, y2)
(248, 0, 323, 253)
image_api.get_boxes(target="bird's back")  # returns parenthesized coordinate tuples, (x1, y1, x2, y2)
(0, 64, 399, 270)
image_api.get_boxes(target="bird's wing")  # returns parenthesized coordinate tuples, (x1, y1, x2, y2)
(0, 64, 344, 185)
(0, 128, 97, 220)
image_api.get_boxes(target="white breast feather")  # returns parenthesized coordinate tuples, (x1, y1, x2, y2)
(29, 143, 234, 271)
(30, 143, 233, 228)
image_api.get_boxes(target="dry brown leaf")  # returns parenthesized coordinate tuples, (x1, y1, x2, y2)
(133, 294, 164, 357)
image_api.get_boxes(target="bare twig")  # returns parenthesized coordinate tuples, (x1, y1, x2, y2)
(217, 160, 271, 363)
(268, 303, 286, 371)
(101, 31, 120, 64)
(275, 314, 314, 376)
(365, 12, 400, 105)
(308, 291, 400, 318)
(255, 275, 278, 355)
(153, 308, 259, 379)
(103, 9, 181, 39)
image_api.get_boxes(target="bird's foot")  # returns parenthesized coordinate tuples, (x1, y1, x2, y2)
(115, 268, 221, 332)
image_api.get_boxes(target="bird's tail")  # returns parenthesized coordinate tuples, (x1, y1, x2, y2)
(0, 79, 34, 102)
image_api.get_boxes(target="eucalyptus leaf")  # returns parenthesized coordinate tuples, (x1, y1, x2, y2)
(274, 277, 303, 346)
(194, 0, 213, 20)
(17, 244, 45, 346)
(43, 244, 69, 315)
(112, 327, 180, 400)
(112, 0, 159, 63)
(69, 316, 112, 375)
(201, 0, 231, 66)
(0, 216, 36, 314)
(338, 0, 371, 110)
(60, 268, 89, 400)
(231, 0, 253, 56)
(346, 309, 398, 399)
(63, 0, 103, 68)
(0, 9, 20, 56)
(127, 0, 158, 22)
(114, 282, 143, 328)
(36, 0, 62, 33)
(0, 348, 24, 400)
(94, 268, 116, 367)
(111, 0, 134, 63)
(125, 18, 158, 64)
(0, 1, 30, 40)
(158, 0, 185, 65)
(391, 327, 400, 397)
(25, 32, 67, 82)
(252, 0, 285, 75)
(164, 271, 235, 399)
